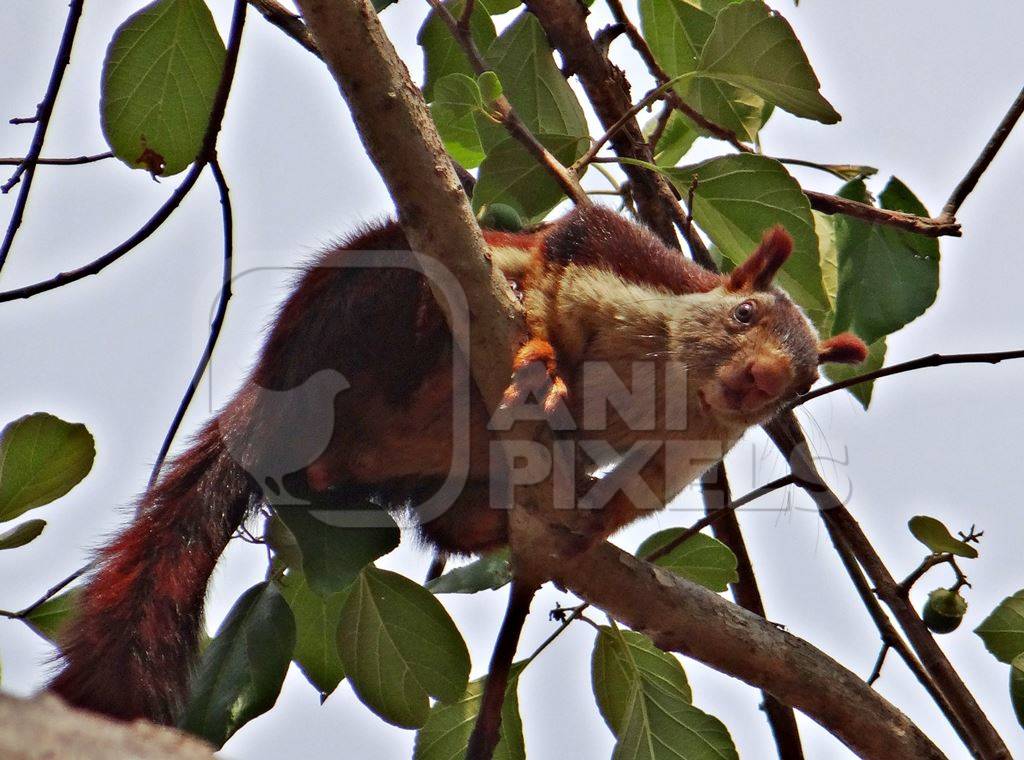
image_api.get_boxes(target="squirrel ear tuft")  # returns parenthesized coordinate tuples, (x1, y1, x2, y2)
(726, 226, 792, 292)
(818, 333, 869, 365)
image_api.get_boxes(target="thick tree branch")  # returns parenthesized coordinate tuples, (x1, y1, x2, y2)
(766, 413, 1010, 759)
(0, 0, 85, 276)
(511, 508, 946, 760)
(293, 0, 521, 408)
(701, 463, 805, 760)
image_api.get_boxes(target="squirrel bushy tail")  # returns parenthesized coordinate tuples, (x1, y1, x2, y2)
(50, 412, 256, 724)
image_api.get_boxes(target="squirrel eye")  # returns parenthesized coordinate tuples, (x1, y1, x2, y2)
(732, 300, 756, 325)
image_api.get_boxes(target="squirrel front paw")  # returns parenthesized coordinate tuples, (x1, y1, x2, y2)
(500, 338, 569, 417)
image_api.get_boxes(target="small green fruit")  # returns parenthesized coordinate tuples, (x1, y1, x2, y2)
(481, 203, 523, 232)
(922, 588, 968, 634)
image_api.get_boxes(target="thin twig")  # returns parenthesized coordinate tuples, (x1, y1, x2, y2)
(867, 644, 891, 686)
(643, 474, 797, 564)
(941, 83, 1024, 220)
(424, 0, 587, 206)
(0, 0, 247, 305)
(572, 77, 684, 171)
(0, 152, 113, 167)
(0, 165, 204, 302)
(603, 0, 751, 153)
(10, 562, 92, 620)
(146, 159, 235, 489)
(899, 554, 971, 597)
(792, 348, 1024, 408)
(813, 495, 974, 745)
(246, 0, 321, 57)
(522, 0, 682, 246)
(647, 101, 674, 155)
(0, 0, 85, 276)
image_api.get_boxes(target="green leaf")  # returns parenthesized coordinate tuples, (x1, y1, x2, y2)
(666, 154, 827, 313)
(23, 588, 81, 644)
(101, 0, 226, 176)
(419, 0, 497, 102)
(275, 505, 400, 596)
(179, 582, 296, 748)
(276, 570, 348, 698)
(813, 210, 838, 312)
(823, 336, 885, 409)
(0, 413, 95, 522)
(413, 663, 526, 760)
(908, 515, 979, 559)
(635, 531, 738, 592)
(592, 626, 737, 760)
(430, 73, 487, 169)
(832, 178, 940, 346)
(472, 133, 587, 223)
(646, 111, 699, 167)
(264, 513, 302, 572)
(1010, 654, 1024, 729)
(480, 12, 588, 149)
(640, 0, 766, 142)
(0, 519, 46, 550)
(338, 567, 471, 728)
(480, 0, 522, 13)
(976, 591, 1024, 664)
(427, 549, 512, 594)
(477, 71, 503, 104)
(696, 1, 839, 124)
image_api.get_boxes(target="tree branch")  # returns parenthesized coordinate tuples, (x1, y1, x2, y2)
(0, 152, 113, 167)
(766, 413, 1010, 759)
(0, 0, 247, 304)
(147, 158, 235, 490)
(701, 463, 805, 760)
(0, 165, 204, 302)
(522, 0, 682, 248)
(804, 190, 961, 238)
(0, 0, 85, 276)
(941, 83, 1024, 220)
(603, 0, 751, 152)
(424, 0, 587, 206)
(791, 347, 1024, 408)
(246, 0, 320, 57)
(512, 508, 946, 760)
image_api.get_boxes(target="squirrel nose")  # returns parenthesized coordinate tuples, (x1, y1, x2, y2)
(720, 358, 790, 400)
(749, 358, 790, 398)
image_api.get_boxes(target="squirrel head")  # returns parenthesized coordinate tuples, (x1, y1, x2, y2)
(685, 226, 868, 425)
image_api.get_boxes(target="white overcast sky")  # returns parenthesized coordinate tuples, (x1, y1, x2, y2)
(2, 2, 1023, 759)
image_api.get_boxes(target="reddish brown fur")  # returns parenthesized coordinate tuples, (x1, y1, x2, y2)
(819, 332, 870, 364)
(49, 206, 865, 725)
(727, 226, 793, 292)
